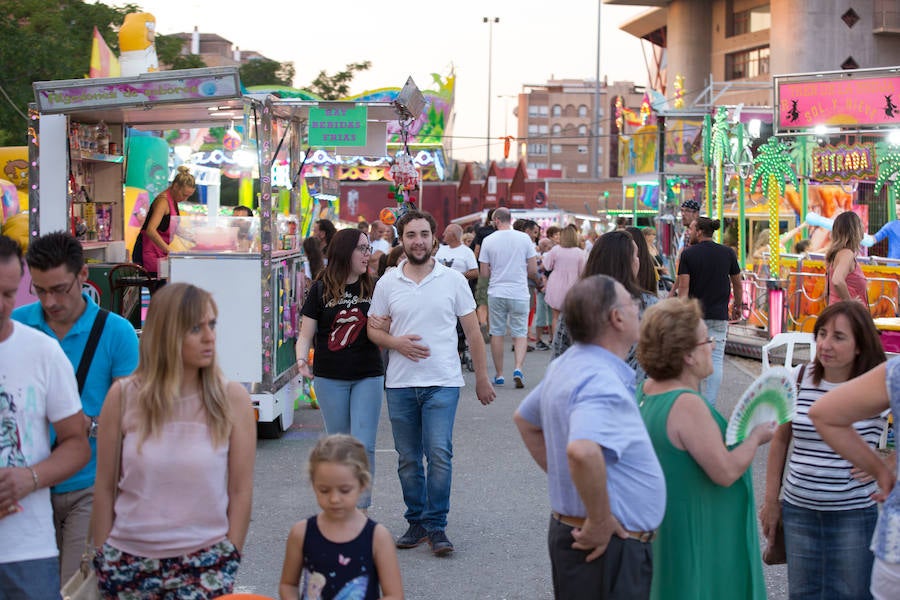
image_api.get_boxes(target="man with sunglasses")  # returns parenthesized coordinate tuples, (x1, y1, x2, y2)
(12, 231, 138, 583)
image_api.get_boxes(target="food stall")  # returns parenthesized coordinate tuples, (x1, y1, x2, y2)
(29, 67, 305, 437)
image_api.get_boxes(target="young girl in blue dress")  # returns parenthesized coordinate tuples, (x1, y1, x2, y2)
(280, 435, 403, 600)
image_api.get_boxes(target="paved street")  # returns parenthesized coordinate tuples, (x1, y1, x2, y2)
(235, 344, 788, 599)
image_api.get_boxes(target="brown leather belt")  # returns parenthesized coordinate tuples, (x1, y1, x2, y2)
(551, 511, 657, 543)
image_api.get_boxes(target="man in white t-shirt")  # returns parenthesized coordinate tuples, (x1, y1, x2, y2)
(368, 210, 495, 558)
(435, 224, 478, 280)
(478, 208, 538, 389)
(369, 221, 392, 275)
(0, 235, 89, 597)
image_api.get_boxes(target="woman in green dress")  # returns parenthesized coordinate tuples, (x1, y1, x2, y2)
(636, 298, 775, 600)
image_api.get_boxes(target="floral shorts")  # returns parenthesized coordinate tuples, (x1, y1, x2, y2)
(93, 539, 241, 599)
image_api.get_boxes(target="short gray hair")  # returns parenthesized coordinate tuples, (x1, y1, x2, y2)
(494, 207, 511, 224)
(563, 274, 620, 343)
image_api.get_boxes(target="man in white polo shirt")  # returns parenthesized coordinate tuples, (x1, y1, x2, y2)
(368, 210, 495, 558)
(478, 207, 538, 388)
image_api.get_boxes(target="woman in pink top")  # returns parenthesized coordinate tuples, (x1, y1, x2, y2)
(91, 283, 256, 598)
(139, 165, 195, 277)
(826, 211, 869, 306)
(541, 227, 586, 336)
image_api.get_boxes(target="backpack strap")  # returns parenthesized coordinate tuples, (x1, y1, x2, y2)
(76, 309, 109, 396)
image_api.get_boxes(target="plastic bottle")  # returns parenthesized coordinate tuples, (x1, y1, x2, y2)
(95, 121, 109, 154)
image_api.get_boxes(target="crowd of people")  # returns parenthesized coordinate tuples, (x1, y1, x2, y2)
(1, 200, 898, 599)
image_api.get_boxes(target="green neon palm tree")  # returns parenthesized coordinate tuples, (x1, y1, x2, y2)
(751, 137, 799, 277)
(710, 106, 730, 241)
(875, 141, 900, 194)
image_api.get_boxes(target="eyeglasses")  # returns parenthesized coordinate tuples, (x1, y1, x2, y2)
(355, 244, 374, 255)
(30, 276, 79, 298)
(696, 336, 716, 347)
(614, 297, 641, 311)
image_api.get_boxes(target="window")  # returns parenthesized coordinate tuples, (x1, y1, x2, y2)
(538, 105, 549, 116)
(577, 164, 588, 173)
(725, 46, 770, 80)
(538, 124, 549, 134)
(552, 104, 562, 117)
(528, 105, 541, 117)
(730, 4, 771, 36)
(528, 143, 548, 155)
(551, 124, 562, 135)
(578, 146, 588, 154)
(578, 105, 588, 118)
(578, 125, 588, 136)
(551, 163, 563, 171)
(528, 124, 538, 134)
(551, 144, 563, 154)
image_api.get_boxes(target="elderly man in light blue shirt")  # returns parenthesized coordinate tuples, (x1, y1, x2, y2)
(515, 274, 666, 600)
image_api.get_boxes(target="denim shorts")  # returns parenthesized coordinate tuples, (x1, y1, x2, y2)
(488, 296, 529, 337)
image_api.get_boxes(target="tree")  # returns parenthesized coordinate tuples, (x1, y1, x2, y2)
(0, 0, 136, 145)
(240, 58, 295, 88)
(307, 61, 372, 100)
(155, 34, 207, 71)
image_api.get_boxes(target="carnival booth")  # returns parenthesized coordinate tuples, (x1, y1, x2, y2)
(745, 67, 900, 339)
(29, 67, 310, 437)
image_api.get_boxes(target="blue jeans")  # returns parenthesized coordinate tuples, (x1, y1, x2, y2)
(386, 386, 460, 531)
(782, 500, 877, 600)
(702, 319, 728, 407)
(0, 556, 61, 599)
(314, 375, 384, 508)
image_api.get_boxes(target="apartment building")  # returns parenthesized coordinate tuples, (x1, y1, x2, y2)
(516, 79, 645, 179)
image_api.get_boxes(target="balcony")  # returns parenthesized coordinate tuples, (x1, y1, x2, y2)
(874, 0, 900, 34)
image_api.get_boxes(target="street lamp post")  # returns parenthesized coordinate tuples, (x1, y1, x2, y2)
(484, 17, 499, 171)
(592, 2, 601, 180)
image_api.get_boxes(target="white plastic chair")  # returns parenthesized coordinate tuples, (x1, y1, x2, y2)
(761, 332, 817, 370)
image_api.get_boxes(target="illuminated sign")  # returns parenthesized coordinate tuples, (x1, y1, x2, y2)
(308, 104, 368, 147)
(775, 71, 900, 132)
(33, 67, 241, 113)
(810, 143, 875, 182)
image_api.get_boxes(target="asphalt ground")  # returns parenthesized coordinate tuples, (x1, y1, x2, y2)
(234, 345, 788, 599)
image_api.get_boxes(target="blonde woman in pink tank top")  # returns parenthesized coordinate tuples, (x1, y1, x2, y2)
(91, 283, 256, 598)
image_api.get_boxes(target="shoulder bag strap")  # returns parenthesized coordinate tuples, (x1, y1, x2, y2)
(75, 309, 109, 396)
(796, 364, 807, 395)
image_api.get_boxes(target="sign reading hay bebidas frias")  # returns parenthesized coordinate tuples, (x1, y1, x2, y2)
(308, 104, 367, 147)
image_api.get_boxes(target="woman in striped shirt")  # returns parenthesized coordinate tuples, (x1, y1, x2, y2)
(761, 301, 887, 600)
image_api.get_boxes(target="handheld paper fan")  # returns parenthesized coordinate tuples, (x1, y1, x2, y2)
(725, 367, 796, 446)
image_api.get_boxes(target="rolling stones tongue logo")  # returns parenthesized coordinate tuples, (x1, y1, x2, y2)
(329, 307, 365, 351)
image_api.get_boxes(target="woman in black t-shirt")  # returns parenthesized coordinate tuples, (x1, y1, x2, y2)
(297, 228, 385, 509)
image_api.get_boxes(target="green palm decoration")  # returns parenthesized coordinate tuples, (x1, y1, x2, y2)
(751, 138, 799, 277)
(875, 141, 900, 194)
(710, 106, 730, 241)
(702, 113, 713, 214)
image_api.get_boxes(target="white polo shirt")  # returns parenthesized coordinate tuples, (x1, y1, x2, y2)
(370, 260, 475, 388)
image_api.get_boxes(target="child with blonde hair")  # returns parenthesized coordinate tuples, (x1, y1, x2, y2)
(280, 435, 403, 600)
